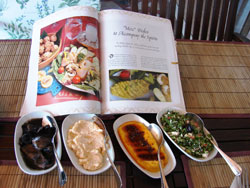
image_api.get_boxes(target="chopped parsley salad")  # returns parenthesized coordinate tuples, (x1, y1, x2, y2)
(160, 111, 214, 158)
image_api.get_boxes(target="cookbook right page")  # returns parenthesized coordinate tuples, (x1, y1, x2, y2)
(99, 10, 185, 114)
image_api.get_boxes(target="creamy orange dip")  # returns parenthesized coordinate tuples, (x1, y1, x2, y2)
(67, 120, 105, 171)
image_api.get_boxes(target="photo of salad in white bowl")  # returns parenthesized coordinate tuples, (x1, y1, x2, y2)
(52, 44, 100, 95)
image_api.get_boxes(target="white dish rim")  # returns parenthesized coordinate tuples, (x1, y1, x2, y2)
(61, 113, 115, 175)
(156, 107, 218, 162)
(113, 113, 176, 179)
(14, 110, 62, 175)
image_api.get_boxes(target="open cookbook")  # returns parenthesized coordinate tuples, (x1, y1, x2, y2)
(20, 6, 185, 116)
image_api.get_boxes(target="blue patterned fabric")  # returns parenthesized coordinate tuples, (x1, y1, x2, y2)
(0, 0, 100, 39)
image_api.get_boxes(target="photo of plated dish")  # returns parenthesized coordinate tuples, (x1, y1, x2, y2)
(61, 113, 115, 175)
(37, 17, 100, 97)
(109, 79, 153, 100)
(109, 69, 171, 102)
(113, 114, 176, 178)
(52, 44, 100, 95)
(156, 107, 218, 162)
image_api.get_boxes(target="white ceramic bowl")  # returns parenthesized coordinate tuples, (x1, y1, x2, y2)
(14, 111, 62, 175)
(113, 114, 176, 179)
(156, 107, 218, 162)
(61, 113, 115, 175)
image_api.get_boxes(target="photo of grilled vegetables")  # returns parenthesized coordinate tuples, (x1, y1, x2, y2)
(111, 79, 150, 99)
(109, 69, 172, 101)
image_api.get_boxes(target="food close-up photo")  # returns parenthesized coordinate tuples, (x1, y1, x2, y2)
(109, 69, 171, 102)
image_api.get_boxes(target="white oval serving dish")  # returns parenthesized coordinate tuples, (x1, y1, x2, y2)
(156, 107, 218, 162)
(14, 111, 62, 175)
(61, 113, 115, 175)
(113, 114, 176, 179)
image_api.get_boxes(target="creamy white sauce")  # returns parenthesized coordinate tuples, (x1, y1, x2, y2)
(67, 120, 105, 171)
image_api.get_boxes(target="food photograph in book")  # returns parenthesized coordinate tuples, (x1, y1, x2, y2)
(109, 69, 171, 102)
(36, 16, 100, 106)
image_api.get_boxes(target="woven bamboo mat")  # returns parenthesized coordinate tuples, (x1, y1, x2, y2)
(177, 41, 250, 114)
(181, 151, 250, 188)
(0, 40, 249, 118)
(0, 40, 30, 118)
(0, 160, 125, 188)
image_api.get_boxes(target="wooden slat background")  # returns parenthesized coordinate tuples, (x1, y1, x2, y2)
(0, 161, 123, 188)
(182, 152, 250, 188)
(130, 0, 239, 41)
(0, 40, 249, 118)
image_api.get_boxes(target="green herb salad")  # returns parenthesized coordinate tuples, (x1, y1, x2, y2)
(160, 111, 214, 158)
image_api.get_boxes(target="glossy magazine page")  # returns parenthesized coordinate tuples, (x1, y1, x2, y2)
(20, 6, 102, 116)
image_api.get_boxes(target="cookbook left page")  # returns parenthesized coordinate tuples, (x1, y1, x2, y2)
(20, 6, 101, 117)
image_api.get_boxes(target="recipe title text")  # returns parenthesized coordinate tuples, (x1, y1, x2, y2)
(113, 25, 158, 42)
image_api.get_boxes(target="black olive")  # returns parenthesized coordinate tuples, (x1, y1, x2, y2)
(19, 118, 55, 170)
(19, 133, 32, 146)
(32, 136, 51, 150)
(43, 145, 53, 153)
(22, 121, 41, 134)
(37, 126, 55, 139)
(186, 123, 194, 133)
(42, 146, 55, 162)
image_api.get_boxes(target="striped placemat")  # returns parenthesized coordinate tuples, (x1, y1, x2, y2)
(177, 41, 250, 114)
(181, 151, 250, 188)
(0, 160, 126, 188)
(0, 40, 30, 118)
(0, 40, 249, 118)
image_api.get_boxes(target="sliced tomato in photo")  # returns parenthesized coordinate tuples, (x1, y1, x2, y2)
(72, 75, 81, 84)
(120, 70, 130, 80)
(58, 66, 64, 74)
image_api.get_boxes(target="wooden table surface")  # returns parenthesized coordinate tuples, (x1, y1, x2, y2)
(0, 40, 250, 188)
